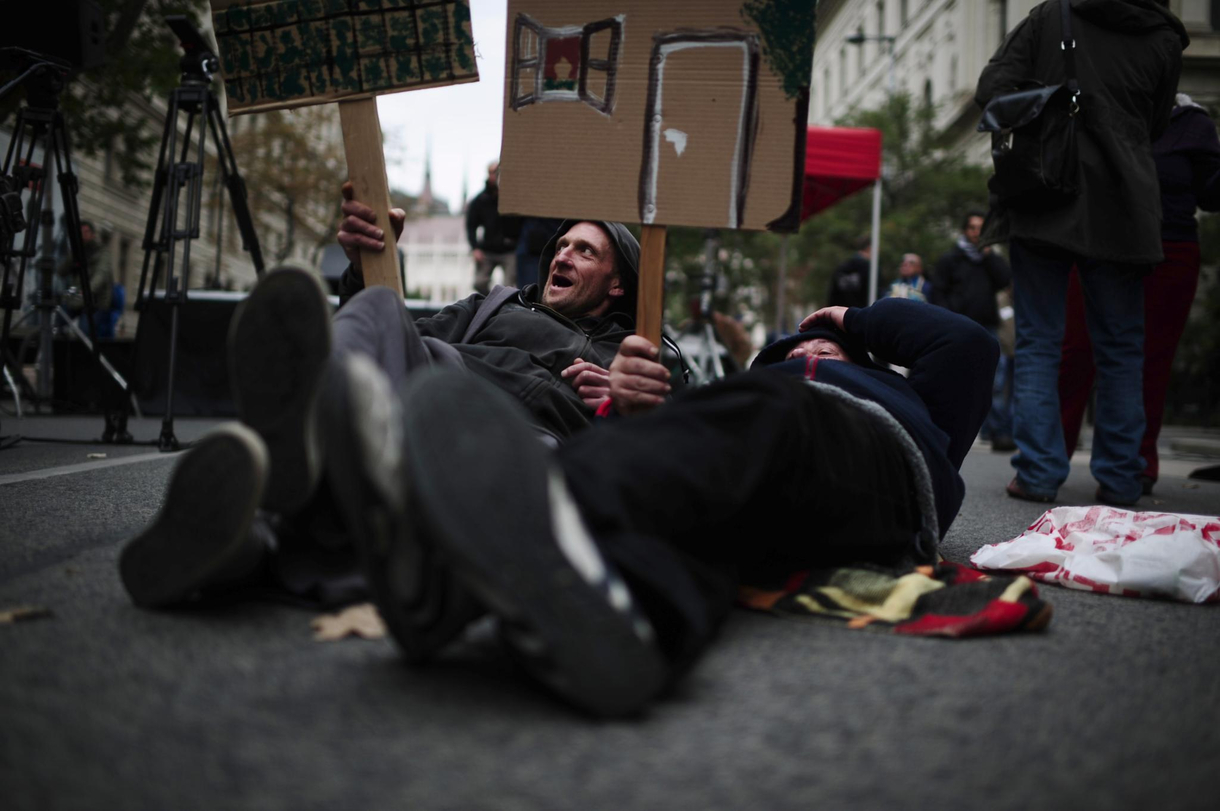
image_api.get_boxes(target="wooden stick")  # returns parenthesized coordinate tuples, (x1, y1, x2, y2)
(636, 224, 667, 347)
(338, 97, 403, 294)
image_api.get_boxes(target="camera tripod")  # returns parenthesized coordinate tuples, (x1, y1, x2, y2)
(0, 53, 135, 446)
(133, 16, 264, 451)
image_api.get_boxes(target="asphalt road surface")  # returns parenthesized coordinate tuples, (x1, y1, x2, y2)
(2, 415, 1218, 811)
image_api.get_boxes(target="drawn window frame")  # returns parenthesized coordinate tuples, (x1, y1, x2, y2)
(510, 14, 623, 115)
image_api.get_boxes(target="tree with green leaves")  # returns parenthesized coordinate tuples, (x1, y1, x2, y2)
(790, 92, 991, 313)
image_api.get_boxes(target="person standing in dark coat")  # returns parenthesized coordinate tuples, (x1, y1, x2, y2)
(976, 0, 1187, 507)
(465, 161, 520, 295)
(826, 235, 872, 308)
(934, 211, 1013, 449)
(1058, 94, 1220, 494)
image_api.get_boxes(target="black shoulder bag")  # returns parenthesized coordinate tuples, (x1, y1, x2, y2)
(978, 0, 1081, 210)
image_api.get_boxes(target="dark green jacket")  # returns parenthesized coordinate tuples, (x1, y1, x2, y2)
(415, 284, 634, 440)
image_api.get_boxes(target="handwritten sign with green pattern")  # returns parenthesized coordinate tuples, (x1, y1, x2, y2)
(211, 0, 478, 114)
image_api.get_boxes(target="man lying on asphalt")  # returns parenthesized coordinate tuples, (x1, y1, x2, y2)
(119, 189, 643, 608)
(120, 206, 997, 717)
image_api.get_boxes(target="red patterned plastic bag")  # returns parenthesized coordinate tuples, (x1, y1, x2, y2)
(971, 506, 1220, 603)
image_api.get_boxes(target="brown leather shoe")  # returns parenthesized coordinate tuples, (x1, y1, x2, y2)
(1006, 477, 1056, 503)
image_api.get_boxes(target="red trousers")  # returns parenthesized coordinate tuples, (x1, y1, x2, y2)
(1058, 241, 1201, 482)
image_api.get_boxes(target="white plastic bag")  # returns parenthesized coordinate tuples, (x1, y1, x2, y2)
(970, 506, 1220, 604)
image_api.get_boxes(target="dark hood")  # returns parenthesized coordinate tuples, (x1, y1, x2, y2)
(1074, 0, 1189, 47)
(752, 324, 882, 371)
(538, 220, 640, 315)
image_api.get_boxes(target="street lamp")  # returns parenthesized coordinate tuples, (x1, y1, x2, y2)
(843, 32, 897, 304)
(845, 32, 896, 95)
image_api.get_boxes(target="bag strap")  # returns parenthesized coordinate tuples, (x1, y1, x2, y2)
(1060, 0, 1080, 112)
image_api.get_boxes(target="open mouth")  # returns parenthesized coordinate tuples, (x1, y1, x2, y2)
(550, 274, 574, 289)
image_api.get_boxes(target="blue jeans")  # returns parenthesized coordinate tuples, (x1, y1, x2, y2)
(1009, 240, 1146, 501)
(982, 337, 1013, 441)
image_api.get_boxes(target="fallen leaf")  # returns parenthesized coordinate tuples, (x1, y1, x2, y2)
(311, 603, 386, 642)
(86, 453, 107, 459)
(1183, 483, 1199, 490)
(0, 606, 53, 624)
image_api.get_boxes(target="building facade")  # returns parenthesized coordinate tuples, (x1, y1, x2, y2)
(812, 0, 1220, 161)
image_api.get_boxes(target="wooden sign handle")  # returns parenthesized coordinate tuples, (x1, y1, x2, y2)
(636, 224, 667, 347)
(338, 97, 403, 295)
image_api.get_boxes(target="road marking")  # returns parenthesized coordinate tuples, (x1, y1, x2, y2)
(0, 451, 180, 487)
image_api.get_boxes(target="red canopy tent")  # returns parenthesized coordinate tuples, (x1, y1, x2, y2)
(801, 126, 883, 221)
(775, 126, 884, 330)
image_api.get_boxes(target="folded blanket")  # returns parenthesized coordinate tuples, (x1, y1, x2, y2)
(739, 561, 1052, 637)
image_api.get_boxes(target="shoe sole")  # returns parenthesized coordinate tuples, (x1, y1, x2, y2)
(119, 423, 267, 607)
(228, 268, 331, 514)
(398, 369, 667, 718)
(323, 355, 482, 663)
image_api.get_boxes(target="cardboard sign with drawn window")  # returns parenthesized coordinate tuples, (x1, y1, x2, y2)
(499, 0, 815, 232)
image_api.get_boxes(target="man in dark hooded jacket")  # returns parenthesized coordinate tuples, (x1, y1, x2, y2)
(976, 0, 1187, 507)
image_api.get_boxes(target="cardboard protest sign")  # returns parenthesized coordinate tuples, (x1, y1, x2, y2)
(498, 0, 814, 233)
(210, 0, 478, 292)
(212, 0, 478, 114)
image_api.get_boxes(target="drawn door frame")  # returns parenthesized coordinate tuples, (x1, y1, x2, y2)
(638, 31, 761, 228)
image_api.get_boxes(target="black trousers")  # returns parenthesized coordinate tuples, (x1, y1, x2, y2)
(558, 371, 923, 671)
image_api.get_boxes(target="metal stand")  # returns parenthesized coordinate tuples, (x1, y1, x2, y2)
(133, 61, 264, 451)
(0, 58, 133, 445)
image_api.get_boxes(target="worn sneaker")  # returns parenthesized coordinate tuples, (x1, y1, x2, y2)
(396, 369, 667, 718)
(321, 354, 484, 663)
(120, 423, 268, 607)
(228, 267, 332, 515)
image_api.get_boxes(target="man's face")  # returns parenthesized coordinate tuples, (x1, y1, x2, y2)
(785, 338, 852, 363)
(487, 162, 499, 187)
(80, 224, 94, 244)
(899, 254, 922, 278)
(542, 222, 624, 319)
(963, 216, 984, 245)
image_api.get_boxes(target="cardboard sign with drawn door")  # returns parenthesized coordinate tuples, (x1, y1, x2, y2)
(499, 1, 814, 233)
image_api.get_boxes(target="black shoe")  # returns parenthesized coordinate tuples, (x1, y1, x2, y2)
(991, 436, 1016, 452)
(1095, 486, 1140, 508)
(1140, 475, 1155, 496)
(396, 369, 667, 718)
(322, 354, 484, 662)
(228, 268, 332, 514)
(120, 424, 268, 607)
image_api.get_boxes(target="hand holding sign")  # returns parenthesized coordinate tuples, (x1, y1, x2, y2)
(211, 0, 479, 293)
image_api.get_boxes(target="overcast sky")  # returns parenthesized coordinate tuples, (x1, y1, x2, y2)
(377, 0, 508, 212)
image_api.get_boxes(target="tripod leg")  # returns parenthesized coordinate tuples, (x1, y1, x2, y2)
(209, 103, 264, 274)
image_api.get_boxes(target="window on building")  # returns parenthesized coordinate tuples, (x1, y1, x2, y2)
(877, 1, 886, 38)
(923, 77, 933, 109)
(824, 66, 832, 110)
(949, 54, 958, 93)
(1212, 0, 1219, 31)
(901, 0, 909, 26)
(856, 26, 865, 73)
(839, 47, 847, 94)
(510, 14, 623, 114)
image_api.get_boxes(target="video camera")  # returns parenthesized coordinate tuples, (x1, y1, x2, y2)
(166, 16, 221, 84)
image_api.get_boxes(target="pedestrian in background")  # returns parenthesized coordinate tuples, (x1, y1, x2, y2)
(827, 234, 872, 308)
(1058, 93, 1220, 495)
(934, 211, 1013, 449)
(976, 0, 1186, 507)
(884, 253, 933, 302)
(465, 161, 520, 295)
